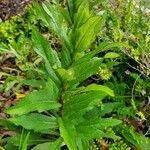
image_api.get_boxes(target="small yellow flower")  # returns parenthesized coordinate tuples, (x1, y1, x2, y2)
(98, 68, 112, 80)
(136, 111, 146, 120)
(16, 93, 26, 99)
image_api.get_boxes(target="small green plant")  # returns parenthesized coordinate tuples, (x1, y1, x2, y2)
(1, 0, 150, 150)
(1, 0, 129, 149)
(0, 5, 35, 71)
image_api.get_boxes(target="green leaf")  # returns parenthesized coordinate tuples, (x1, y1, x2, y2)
(49, 138, 62, 150)
(72, 57, 102, 83)
(67, 0, 83, 19)
(32, 28, 60, 85)
(58, 118, 77, 150)
(84, 84, 114, 97)
(42, 2, 62, 34)
(64, 91, 107, 119)
(104, 52, 120, 59)
(8, 113, 58, 132)
(121, 127, 150, 150)
(64, 82, 115, 120)
(21, 79, 45, 88)
(73, 1, 90, 29)
(31, 142, 51, 150)
(3, 131, 49, 146)
(4, 143, 18, 150)
(20, 132, 30, 150)
(32, 28, 61, 68)
(33, 2, 51, 28)
(61, 40, 72, 68)
(78, 118, 122, 129)
(5, 78, 61, 115)
(0, 119, 16, 130)
(76, 118, 121, 140)
(76, 126, 119, 140)
(56, 68, 75, 82)
(76, 138, 89, 150)
(57, 5, 72, 26)
(74, 16, 102, 53)
(99, 102, 121, 116)
(42, 2, 73, 68)
(75, 42, 130, 65)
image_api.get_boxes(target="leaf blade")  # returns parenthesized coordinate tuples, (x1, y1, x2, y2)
(5, 79, 61, 115)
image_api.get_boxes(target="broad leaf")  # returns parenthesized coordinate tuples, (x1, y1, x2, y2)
(8, 113, 58, 132)
(64, 91, 107, 120)
(72, 57, 102, 83)
(5, 79, 61, 115)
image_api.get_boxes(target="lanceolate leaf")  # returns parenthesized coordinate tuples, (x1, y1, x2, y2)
(83, 84, 114, 97)
(77, 118, 122, 129)
(57, 5, 72, 26)
(8, 113, 58, 132)
(74, 16, 102, 53)
(61, 37, 72, 68)
(5, 79, 61, 115)
(3, 131, 50, 146)
(32, 28, 61, 68)
(21, 79, 45, 88)
(33, 2, 51, 27)
(74, 42, 130, 65)
(67, 0, 83, 20)
(73, 1, 90, 29)
(32, 28, 61, 85)
(42, 2, 73, 68)
(58, 118, 77, 150)
(42, 2, 62, 34)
